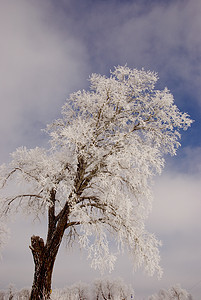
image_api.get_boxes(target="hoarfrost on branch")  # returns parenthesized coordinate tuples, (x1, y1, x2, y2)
(0, 66, 192, 278)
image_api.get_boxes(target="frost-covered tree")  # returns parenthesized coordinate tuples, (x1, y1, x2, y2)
(0, 66, 192, 299)
(148, 284, 193, 300)
(0, 290, 5, 300)
(51, 282, 89, 300)
(0, 287, 30, 300)
(92, 277, 134, 300)
(17, 288, 31, 300)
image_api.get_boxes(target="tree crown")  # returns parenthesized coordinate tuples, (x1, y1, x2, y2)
(0, 66, 192, 277)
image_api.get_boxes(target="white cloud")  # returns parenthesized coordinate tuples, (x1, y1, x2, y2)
(148, 172, 201, 235)
(0, 0, 89, 161)
(82, 0, 201, 103)
(142, 169, 201, 299)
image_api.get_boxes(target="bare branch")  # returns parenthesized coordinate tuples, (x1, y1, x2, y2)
(65, 221, 80, 229)
(1, 167, 39, 188)
(2, 194, 44, 215)
(6, 194, 43, 205)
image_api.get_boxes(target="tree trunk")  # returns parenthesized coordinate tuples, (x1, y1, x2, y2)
(29, 236, 56, 299)
(29, 200, 69, 299)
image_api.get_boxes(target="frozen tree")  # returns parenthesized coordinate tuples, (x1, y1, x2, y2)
(92, 277, 134, 300)
(51, 277, 132, 300)
(5, 284, 16, 300)
(0, 287, 30, 300)
(51, 282, 89, 300)
(72, 282, 90, 300)
(17, 288, 31, 300)
(67, 282, 89, 300)
(169, 285, 193, 300)
(148, 284, 193, 300)
(0, 66, 192, 299)
(0, 290, 5, 300)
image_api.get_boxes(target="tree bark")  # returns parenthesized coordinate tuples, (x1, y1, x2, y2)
(29, 194, 69, 299)
(29, 231, 66, 299)
(29, 235, 54, 299)
(29, 159, 85, 299)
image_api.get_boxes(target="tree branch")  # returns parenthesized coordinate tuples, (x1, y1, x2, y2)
(47, 189, 56, 243)
(2, 168, 39, 188)
(7, 194, 43, 206)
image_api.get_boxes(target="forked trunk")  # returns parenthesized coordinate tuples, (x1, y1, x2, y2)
(29, 203, 68, 299)
(29, 236, 57, 299)
(30, 242, 54, 299)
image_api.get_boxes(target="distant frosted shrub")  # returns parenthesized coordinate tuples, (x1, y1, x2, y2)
(149, 284, 192, 300)
(16, 288, 30, 300)
(0, 286, 30, 300)
(0, 290, 5, 300)
(51, 281, 89, 300)
(1, 280, 192, 300)
(92, 277, 134, 300)
(51, 277, 132, 299)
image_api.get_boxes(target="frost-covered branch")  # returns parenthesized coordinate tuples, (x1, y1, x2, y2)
(0, 66, 193, 281)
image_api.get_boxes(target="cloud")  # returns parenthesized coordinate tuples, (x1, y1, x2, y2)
(148, 171, 201, 234)
(75, 0, 201, 104)
(0, 0, 89, 161)
(166, 146, 201, 175)
(142, 168, 201, 299)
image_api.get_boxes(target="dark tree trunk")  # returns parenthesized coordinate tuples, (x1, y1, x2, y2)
(29, 236, 55, 299)
(29, 158, 86, 299)
(29, 191, 69, 299)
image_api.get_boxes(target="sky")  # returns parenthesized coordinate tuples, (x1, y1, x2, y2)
(0, 0, 201, 299)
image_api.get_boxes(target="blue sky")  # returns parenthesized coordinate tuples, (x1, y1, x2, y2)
(0, 0, 201, 299)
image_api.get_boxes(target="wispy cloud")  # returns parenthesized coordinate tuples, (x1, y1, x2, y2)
(0, 0, 89, 161)
(72, 0, 201, 103)
(149, 171, 201, 234)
